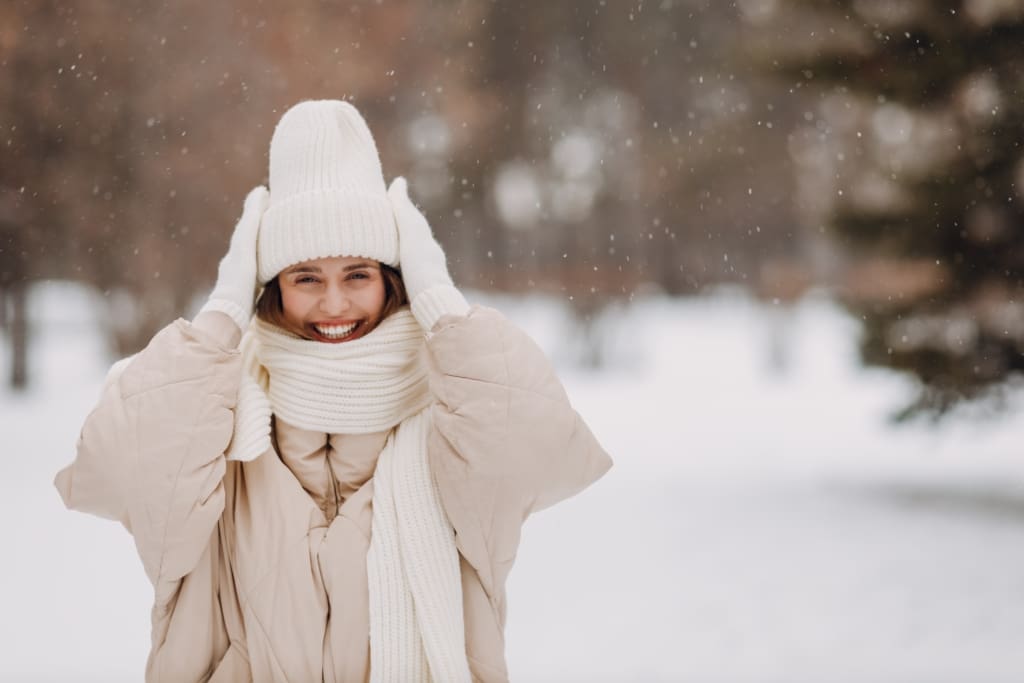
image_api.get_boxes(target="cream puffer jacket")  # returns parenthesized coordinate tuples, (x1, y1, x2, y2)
(54, 306, 612, 683)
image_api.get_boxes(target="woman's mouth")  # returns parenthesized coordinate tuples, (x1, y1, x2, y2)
(311, 321, 360, 342)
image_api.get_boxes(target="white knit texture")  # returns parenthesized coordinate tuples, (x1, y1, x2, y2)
(255, 311, 430, 435)
(368, 409, 471, 683)
(225, 374, 272, 462)
(258, 100, 398, 283)
(411, 284, 471, 333)
(225, 326, 273, 462)
(225, 309, 471, 678)
(200, 185, 269, 326)
(198, 298, 252, 333)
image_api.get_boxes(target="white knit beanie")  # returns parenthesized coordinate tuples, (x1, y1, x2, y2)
(257, 100, 398, 283)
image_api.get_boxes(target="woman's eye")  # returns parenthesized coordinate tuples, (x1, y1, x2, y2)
(348, 272, 369, 280)
(296, 276, 320, 284)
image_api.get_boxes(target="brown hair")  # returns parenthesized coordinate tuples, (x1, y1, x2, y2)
(255, 262, 408, 338)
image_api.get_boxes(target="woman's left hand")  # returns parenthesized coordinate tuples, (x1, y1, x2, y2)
(388, 177, 469, 331)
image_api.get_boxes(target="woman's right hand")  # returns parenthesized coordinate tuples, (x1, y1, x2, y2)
(198, 186, 269, 331)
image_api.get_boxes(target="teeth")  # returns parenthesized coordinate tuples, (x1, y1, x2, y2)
(313, 322, 358, 339)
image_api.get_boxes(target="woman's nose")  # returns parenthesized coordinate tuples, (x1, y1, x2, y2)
(319, 284, 351, 317)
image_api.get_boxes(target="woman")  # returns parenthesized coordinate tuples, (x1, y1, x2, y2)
(54, 100, 611, 683)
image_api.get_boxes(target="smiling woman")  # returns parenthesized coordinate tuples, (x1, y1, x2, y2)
(256, 256, 408, 343)
(53, 99, 611, 683)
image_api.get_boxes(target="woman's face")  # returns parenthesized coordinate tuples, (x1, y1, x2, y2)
(278, 256, 387, 343)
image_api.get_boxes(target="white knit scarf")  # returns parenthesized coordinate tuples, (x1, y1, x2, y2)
(225, 309, 471, 682)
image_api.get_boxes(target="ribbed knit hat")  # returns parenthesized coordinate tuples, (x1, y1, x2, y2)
(257, 100, 398, 283)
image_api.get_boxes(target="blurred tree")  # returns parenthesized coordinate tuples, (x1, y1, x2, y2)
(746, 0, 1024, 417)
(3, 0, 810, 382)
(426, 0, 808, 365)
(0, 189, 28, 388)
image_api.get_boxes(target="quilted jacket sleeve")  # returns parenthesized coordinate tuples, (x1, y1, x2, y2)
(424, 305, 612, 603)
(54, 316, 241, 608)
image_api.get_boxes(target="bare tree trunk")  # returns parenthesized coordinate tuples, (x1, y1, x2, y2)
(0, 219, 28, 390)
(8, 281, 27, 390)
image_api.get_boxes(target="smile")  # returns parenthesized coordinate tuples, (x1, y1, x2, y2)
(312, 321, 359, 340)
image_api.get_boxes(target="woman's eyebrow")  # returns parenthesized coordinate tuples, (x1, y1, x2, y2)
(284, 265, 322, 274)
(343, 262, 379, 272)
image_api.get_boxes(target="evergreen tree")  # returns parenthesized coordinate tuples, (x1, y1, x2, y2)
(746, 0, 1024, 417)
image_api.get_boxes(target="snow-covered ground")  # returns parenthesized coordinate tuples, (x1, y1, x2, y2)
(2, 282, 1023, 682)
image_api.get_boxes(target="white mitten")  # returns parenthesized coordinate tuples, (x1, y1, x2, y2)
(388, 177, 469, 331)
(199, 186, 270, 330)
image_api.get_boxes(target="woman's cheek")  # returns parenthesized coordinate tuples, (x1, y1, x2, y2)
(281, 286, 310, 320)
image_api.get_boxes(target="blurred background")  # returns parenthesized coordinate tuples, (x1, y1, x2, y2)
(2, 1, 1024, 681)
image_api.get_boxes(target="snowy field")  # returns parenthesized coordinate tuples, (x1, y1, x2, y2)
(2, 281, 1023, 682)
